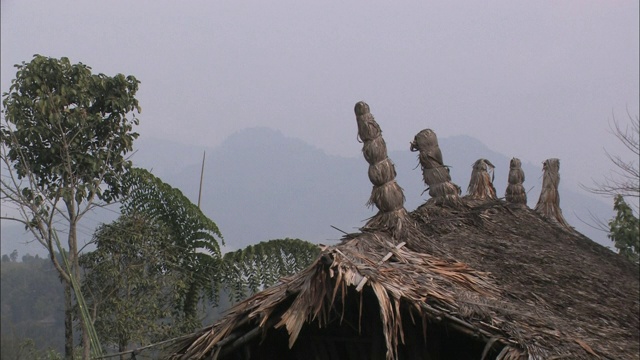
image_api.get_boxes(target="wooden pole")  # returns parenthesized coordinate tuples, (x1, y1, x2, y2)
(197, 151, 206, 209)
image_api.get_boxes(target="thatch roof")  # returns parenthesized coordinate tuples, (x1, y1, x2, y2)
(412, 200, 639, 358)
(168, 104, 639, 360)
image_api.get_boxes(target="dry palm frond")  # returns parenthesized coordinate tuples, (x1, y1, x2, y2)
(364, 208, 414, 240)
(534, 158, 571, 228)
(368, 181, 405, 212)
(355, 101, 382, 142)
(466, 158, 497, 200)
(354, 101, 410, 235)
(505, 157, 527, 206)
(426, 183, 461, 201)
(411, 129, 461, 206)
(422, 167, 452, 185)
(362, 136, 388, 164)
(417, 150, 444, 170)
(168, 198, 639, 360)
(168, 229, 502, 360)
(496, 346, 527, 360)
(369, 158, 397, 186)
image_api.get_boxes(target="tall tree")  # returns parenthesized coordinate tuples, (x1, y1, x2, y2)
(80, 214, 177, 359)
(1, 55, 140, 359)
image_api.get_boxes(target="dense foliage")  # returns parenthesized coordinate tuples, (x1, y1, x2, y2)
(609, 195, 640, 263)
(3, 235, 321, 358)
(76, 161, 320, 356)
(1, 55, 140, 204)
(80, 215, 177, 354)
(221, 238, 321, 302)
(120, 168, 223, 332)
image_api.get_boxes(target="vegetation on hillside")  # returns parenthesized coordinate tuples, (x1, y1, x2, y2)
(1, 254, 65, 359)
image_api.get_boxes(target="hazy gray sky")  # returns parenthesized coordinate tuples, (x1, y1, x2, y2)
(2, 0, 639, 192)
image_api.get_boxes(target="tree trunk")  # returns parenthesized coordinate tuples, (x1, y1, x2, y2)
(119, 338, 127, 360)
(184, 281, 199, 320)
(69, 218, 91, 360)
(65, 197, 92, 360)
(64, 281, 74, 360)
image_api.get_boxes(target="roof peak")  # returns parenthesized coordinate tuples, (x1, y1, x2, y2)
(354, 101, 413, 238)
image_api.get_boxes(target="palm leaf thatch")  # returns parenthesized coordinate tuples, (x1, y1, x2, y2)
(169, 197, 639, 360)
(505, 157, 527, 206)
(466, 158, 497, 201)
(169, 231, 504, 360)
(168, 105, 638, 360)
(410, 129, 461, 206)
(534, 158, 571, 228)
(355, 101, 410, 238)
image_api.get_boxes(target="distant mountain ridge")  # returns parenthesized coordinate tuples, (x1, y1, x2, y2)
(1, 127, 614, 257)
(133, 127, 613, 250)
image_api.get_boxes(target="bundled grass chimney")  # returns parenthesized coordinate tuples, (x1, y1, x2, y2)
(466, 159, 497, 201)
(354, 101, 409, 236)
(505, 157, 527, 206)
(534, 158, 570, 228)
(410, 129, 461, 206)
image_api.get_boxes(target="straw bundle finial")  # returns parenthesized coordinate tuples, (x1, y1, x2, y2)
(505, 158, 527, 206)
(354, 101, 409, 236)
(534, 158, 571, 228)
(410, 129, 461, 206)
(466, 159, 497, 200)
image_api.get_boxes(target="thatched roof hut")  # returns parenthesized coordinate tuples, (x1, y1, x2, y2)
(169, 104, 639, 360)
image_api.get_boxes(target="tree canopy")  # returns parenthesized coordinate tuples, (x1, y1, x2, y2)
(1, 54, 141, 359)
(2, 55, 140, 204)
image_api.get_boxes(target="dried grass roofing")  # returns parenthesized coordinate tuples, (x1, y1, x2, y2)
(170, 197, 639, 360)
(169, 103, 638, 359)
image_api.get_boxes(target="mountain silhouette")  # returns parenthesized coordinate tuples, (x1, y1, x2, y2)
(133, 127, 613, 251)
(1, 127, 614, 257)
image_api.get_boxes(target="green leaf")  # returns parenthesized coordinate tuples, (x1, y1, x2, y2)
(222, 238, 320, 303)
(609, 195, 639, 263)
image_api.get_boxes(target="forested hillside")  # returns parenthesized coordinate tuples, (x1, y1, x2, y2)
(0, 251, 238, 357)
(1, 254, 65, 358)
